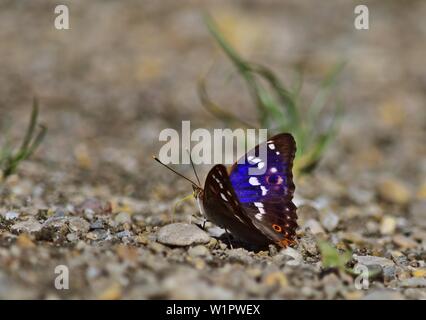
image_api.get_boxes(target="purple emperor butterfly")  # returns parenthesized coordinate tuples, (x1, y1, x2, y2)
(154, 133, 298, 247)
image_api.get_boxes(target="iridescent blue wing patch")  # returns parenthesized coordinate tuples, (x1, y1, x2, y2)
(229, 133, 297, 246)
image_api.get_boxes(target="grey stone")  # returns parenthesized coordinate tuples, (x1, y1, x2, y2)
(303, 219, 325, 235)
(66, 232, 78, 242)
(279, 247, 303, 266)
(363, 290, 404, 300)
(116, 230, 132, 239)
(90, 220, 104, 230)
(227, 248, 253, 264)
(11, 218, 42, 233)
(68, 217, 90, 233)
(320, 211, 339, 232)
(1, 211, 20, 220)
(354, 255, 395, 267)
(114, 212, 132, 224)
(156, 223, 210, 246)
(399, 277, 426, 288)
(188, 245, 210, 257)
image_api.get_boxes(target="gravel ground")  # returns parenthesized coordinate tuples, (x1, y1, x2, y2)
(0, 1, 425, 299)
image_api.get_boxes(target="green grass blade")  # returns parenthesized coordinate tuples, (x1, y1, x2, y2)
(1, 99, 47, 178)
(204, 15, 268, 124)
(19, 97, 39, 152)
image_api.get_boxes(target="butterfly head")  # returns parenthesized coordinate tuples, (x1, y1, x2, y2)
(192, 185, 204, 200)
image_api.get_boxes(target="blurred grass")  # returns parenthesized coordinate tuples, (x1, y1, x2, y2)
(199, 16, 344, 176)
(318, 240, 352, 273)
(0, 98, 47, 180)
(318, 240, 382, 280)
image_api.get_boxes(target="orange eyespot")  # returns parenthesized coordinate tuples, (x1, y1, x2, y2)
(272, 224, 282, 232)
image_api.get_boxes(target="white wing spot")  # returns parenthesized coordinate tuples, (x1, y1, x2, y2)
(254, 202, 265, 214)
(220, 193, 228, 201)
(276, 151, 280, 155)
(249, 177, 260, 186)
(257, 162, 265, 169)
(270, 167, 277, 173)
(255, 213, 263, 220)
(254, 202, 264, 208)
(227, 190, 232, 196)
(260, 186, 268, 196)
(268, 143, 276, 150)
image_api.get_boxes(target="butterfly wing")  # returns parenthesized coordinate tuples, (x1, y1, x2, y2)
(229, 133, 297, 246)
(201, 164, 273, 245)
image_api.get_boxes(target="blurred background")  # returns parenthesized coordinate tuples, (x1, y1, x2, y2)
(0, 0, 425, 299)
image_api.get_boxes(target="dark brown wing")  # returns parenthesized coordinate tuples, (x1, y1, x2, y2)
(201, 164, 271, 245)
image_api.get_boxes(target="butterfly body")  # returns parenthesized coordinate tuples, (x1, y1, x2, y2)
(194, 133, 298, 247)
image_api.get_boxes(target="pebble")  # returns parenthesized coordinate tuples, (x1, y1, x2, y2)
(66, 233, 78, 242)
(377, 179, 411, 205)
(380, 216, 397, 235)
(114, 212, 132, 224)
(322, 273, 342, 299)
(279, 247, 304, 266)
(188, 245, 210, 258)
(409, 201, 426, 228)
(90, 220, 104, 230)
(392, 234, 418, 249)
(296, 205, 320, 226)
(68, 217, 90, 233)
(75, 198, 112, 216)
(303, 219, 325, 235)
(116, 230, 132, 239)
(404, 288, 426, 300)
(135, 234, 149, 245)
(348, 187, 374, 205)
(320, 211, 339, 232)
(227, 248, 253, 264)
(97, 283, 122, 300)
(263, 272, 288, 287)
(16, 234, 35, 248)
(11, 219, 43, 233)
(207, 226, 225, 238)
(354, 255, 395, 267)
(363, 290, 404, 300)
(339, 231, 366, 245)
(399, 278, 426, 288)
(383, 265, 397, 282)
(156, 223, 210, 246)
(86, 229, 110, 241)
(1, 211, 20, 221)
(412, 268, 426, 278)
(298, 232, 319, 256)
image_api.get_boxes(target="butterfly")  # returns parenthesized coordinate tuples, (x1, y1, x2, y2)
(154, 132, 297, 248)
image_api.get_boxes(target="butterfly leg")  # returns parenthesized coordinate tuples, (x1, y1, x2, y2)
(224, 229, 234, 250)
(201, 219, 207, 230)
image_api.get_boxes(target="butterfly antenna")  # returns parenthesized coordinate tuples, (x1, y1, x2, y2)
(152, 156, 200, 187)
(187, 149, 201, 186)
